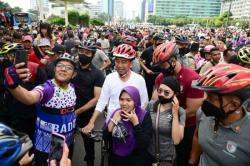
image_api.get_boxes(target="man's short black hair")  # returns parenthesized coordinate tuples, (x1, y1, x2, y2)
(190, 42, 199, 52)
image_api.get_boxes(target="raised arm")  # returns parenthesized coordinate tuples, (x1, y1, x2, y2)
(4, 63, 41, 105)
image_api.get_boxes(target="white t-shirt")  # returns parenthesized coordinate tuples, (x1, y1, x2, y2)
(92, 49, 109, 69)
(95, 71, 149, 122)
(97, 38, 110, 53)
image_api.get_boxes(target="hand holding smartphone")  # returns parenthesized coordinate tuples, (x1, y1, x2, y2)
(15, 49, 27, 67)
(49, 133, 65, 165)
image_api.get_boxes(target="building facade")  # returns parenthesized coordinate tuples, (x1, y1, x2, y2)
(141, 0, 146, 21)
(114, 1, 124, 18)
(88, 1, 103, 18)
(221, 0, 250, 19)
(102, 0, 114, 18)
(152, 0, 221, 18)
(30, 0, 49, 19)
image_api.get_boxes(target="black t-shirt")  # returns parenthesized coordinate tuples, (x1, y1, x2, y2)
(141, 46, 161, 74)
(71, 64, 104, 125)
(46, 61, 56, 79)
(141, 46, 154, 69)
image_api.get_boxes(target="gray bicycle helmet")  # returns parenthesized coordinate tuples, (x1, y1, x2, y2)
(78, 40, 97, 53)
(55, 52, 78, 67)
(175, 34, 189, 44)
(153, 32, 165, 41)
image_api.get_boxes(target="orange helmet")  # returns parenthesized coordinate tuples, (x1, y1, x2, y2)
(113, 44, 136, 60)
(192, 64, 250, 100)
(153, 42, 179, 64)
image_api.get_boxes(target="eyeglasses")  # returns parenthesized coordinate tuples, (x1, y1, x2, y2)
(157, 88, 170, 96)
(56, 63, 74, 71)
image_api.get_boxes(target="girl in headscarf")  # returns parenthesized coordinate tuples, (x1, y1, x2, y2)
(147, 76, 186, 166)
(107, 86, 152, 166)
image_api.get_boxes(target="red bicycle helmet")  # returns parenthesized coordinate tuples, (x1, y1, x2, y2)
(113, 44, 136, 60)
(192, 64, 250, 100)
(122, 36, 138, 49)
(153, 42, 179, 64)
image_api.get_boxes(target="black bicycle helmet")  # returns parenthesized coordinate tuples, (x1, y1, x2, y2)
(175, 34, 189, 44)
(153, 32, 165, 41)
(0, 123, 33, 166)
(78, 40, 97, 53)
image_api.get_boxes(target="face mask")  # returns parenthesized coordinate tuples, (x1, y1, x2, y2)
(160, 62, 175, 76)
(158, 95, 174, 104)
(201, 100, 236, 120)
(79, 54, 92, 65)
(201, 100, 226, 119)
(179, 47, 189, 56)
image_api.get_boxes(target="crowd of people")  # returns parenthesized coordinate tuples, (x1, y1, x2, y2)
(1, 21, 250, 166)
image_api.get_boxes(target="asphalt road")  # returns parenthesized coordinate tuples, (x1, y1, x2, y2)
(72, 113, 106, 166)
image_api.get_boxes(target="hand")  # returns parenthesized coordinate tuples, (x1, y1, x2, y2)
(82, 122, 94, 135)
(19, 152, 34, 166)
(75, 109, 81, 117)
(121, 110, 139, 126)
(50, 144, 71, 166)
(172, 96, 179, 116)
(15, 62, 31, 82)
(146, 69, 154, 75)
(112, 111, 121, 122)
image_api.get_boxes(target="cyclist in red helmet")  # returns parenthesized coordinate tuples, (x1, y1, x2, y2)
(190, 64, 250, 166)
(82, 44, 148, 137)
(152, 42, 204, 166)
(122, 35, 138, 51)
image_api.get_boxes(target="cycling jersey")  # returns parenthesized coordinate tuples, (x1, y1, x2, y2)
(34, 80, 76, 153)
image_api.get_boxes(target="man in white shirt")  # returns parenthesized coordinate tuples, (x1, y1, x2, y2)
(97, 32, 110, 53)
(82, 44, 148, 133)
(92, 42, 111, 75)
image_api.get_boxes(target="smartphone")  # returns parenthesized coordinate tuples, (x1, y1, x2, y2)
(49, 133, 65, 163)
(15, 49, 27, 67)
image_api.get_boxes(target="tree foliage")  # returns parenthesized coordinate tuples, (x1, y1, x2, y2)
(90, 18, 104, 26)
(0, 1, 10, 9)
(147, 11, 238, 28)
(79, 13, 90, 26)
(68, 10, 79, 25)
(11, 7, 22, 13)
(97, 13, 111, 23)
(47, 15, 65, 25)
(28, 9, 39, 16)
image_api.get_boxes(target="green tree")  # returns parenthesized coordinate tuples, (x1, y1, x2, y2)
(0, 1, 10, 9)
(68, 10, 79, 25)
(11, 6, 22, 13)
(97, 12, 111, 23)
(28, 9, 38, 16)
(79, 13, 90, 26)
(134, 16, 141, 23)
(48, 16, 65, 25)
(90, 18, 104, 26)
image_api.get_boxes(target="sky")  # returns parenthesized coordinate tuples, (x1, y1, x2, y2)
(3, 0, 142, 18)
(2, 0, 30, 11)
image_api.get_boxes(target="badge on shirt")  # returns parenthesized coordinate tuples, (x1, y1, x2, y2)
(226, 140, 237, 154)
